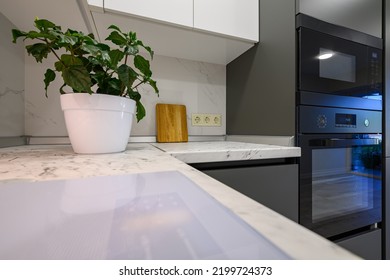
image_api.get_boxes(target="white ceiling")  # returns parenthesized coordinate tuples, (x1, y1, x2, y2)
(0, 0, 89, 33)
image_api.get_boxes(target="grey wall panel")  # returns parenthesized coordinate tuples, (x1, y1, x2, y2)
(226, 0, 296, 136)
(385, 0, 390, 260)
(297, 0, 382, 38)
(386, 158, 390, 259)
(386, 0, 390, 158)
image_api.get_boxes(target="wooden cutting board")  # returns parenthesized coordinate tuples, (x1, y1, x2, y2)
(156, 103, 188, 143)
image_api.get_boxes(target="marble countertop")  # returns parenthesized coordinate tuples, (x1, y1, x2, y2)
(0, 143, 358, 259)
(153, 141, 301, 163)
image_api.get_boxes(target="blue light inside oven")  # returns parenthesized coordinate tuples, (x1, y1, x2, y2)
(363, 93, 382, 101)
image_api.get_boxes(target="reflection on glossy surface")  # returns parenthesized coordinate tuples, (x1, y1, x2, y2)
(0, 171, 290, 260)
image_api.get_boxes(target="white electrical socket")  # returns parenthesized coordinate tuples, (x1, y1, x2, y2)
(191, 113, 222, 126)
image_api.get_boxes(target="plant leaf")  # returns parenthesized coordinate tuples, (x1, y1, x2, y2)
(143, 45, 154, 58)
(100, 50, 111, 64)
(25, 43, 51, 63)
(27, 30, 56, 40)
(134, 55, 151, 77)
(137, 40, 154, 58)
(59, 83, 67, 94)
(96, 43, 110, 51)
(109, 49, 125, 68)
(107, 78, 122, 95)
(11, 29, 27, 43)
(107, 25, 121, 32)
(81, 44, 102, 56)
(127, 89, 141, 101)
(44, 69, 56, 97)
(58, 34, 78, 45)
(62, 65, 92, 93)
(129, 31, 137, 42)
(60, 54, 83, 66)
(92, 71, 108, 91)
(34, 19, 57, 31)
(135, 99, 145, 122)
(106, 30, 127, 46)
(148, 79, 159, 95)
(125, 45, 139, 55)
(118, 64, 138, 90)
(127, 89, 145, 122)
(54, 61, 64, 71)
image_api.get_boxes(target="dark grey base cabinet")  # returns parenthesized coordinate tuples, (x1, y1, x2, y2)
(336, 229, 382, 260)
(195, 162, 298, 222)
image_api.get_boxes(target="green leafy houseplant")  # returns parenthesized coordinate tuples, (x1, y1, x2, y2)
(12, 18, 159, 122)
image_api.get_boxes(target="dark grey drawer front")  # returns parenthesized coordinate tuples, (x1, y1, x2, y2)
(203, 164, 298, 222)
(336, 229, 382, 260)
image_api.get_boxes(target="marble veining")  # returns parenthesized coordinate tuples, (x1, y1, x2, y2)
(0, 143, 358, 259)
(0, 12, 25, 137)
(0, 87, 24, 98)
(0, 87, 25, 136)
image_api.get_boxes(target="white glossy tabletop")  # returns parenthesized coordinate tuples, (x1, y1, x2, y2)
(0, 171, 289, 260)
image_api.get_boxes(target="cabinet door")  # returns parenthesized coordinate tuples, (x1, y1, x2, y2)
(336, 229, 382, 259)
(202, 164, 298, 222)
(87, 0, 103, 7)
(194, 0, 259, 41)
(104, 0, 193, 27)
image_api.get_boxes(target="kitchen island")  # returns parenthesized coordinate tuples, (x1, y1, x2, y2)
(0, 142, 358, 259)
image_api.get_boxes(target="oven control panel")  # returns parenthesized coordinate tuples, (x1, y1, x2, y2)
(335, 113, 356, 128)
(299, 106, 381, 134)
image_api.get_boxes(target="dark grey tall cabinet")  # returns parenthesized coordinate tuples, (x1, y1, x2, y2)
(227, 0, 385, 259)
(227, 0, 296, 136)
(384, 0, 390, 261)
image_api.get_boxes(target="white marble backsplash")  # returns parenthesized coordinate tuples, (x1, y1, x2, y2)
(0, 12, 25, 137)
(24, 53, 226, 137)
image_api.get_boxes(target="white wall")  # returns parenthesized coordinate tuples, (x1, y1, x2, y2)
(24, 53, 226, 137)
(0, 12, 24, 137)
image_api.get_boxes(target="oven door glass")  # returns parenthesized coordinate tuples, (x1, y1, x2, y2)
(299, 134, 382, 238)
(298, 27, 382, 99)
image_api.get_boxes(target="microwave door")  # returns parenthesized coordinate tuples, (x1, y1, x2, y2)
(298, 27, 380, 97)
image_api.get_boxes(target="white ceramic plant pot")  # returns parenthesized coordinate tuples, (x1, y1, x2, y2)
(60, 93, 136, 154)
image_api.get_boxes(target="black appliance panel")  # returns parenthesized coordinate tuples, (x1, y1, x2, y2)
(299, 133, 382, 238)
(299, 106, 382, 134)
(298, 27, 382, 98)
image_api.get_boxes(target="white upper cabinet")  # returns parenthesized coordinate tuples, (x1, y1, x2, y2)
(82, 0, 259, 64)
(87, 0, 103, 7)
(194, 0, 259, 42)
(104, 0, 193, 27)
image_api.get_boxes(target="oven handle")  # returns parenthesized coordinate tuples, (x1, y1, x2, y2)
(309, 138, 381, 147)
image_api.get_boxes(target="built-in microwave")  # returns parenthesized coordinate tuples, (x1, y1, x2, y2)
(296, 14, 383, 110)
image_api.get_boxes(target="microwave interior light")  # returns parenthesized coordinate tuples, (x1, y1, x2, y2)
(318, 52, 334, 60)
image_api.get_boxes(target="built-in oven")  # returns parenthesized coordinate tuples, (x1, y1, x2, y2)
(296, 13, 383, 110)
(298, 105, 382, 239)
